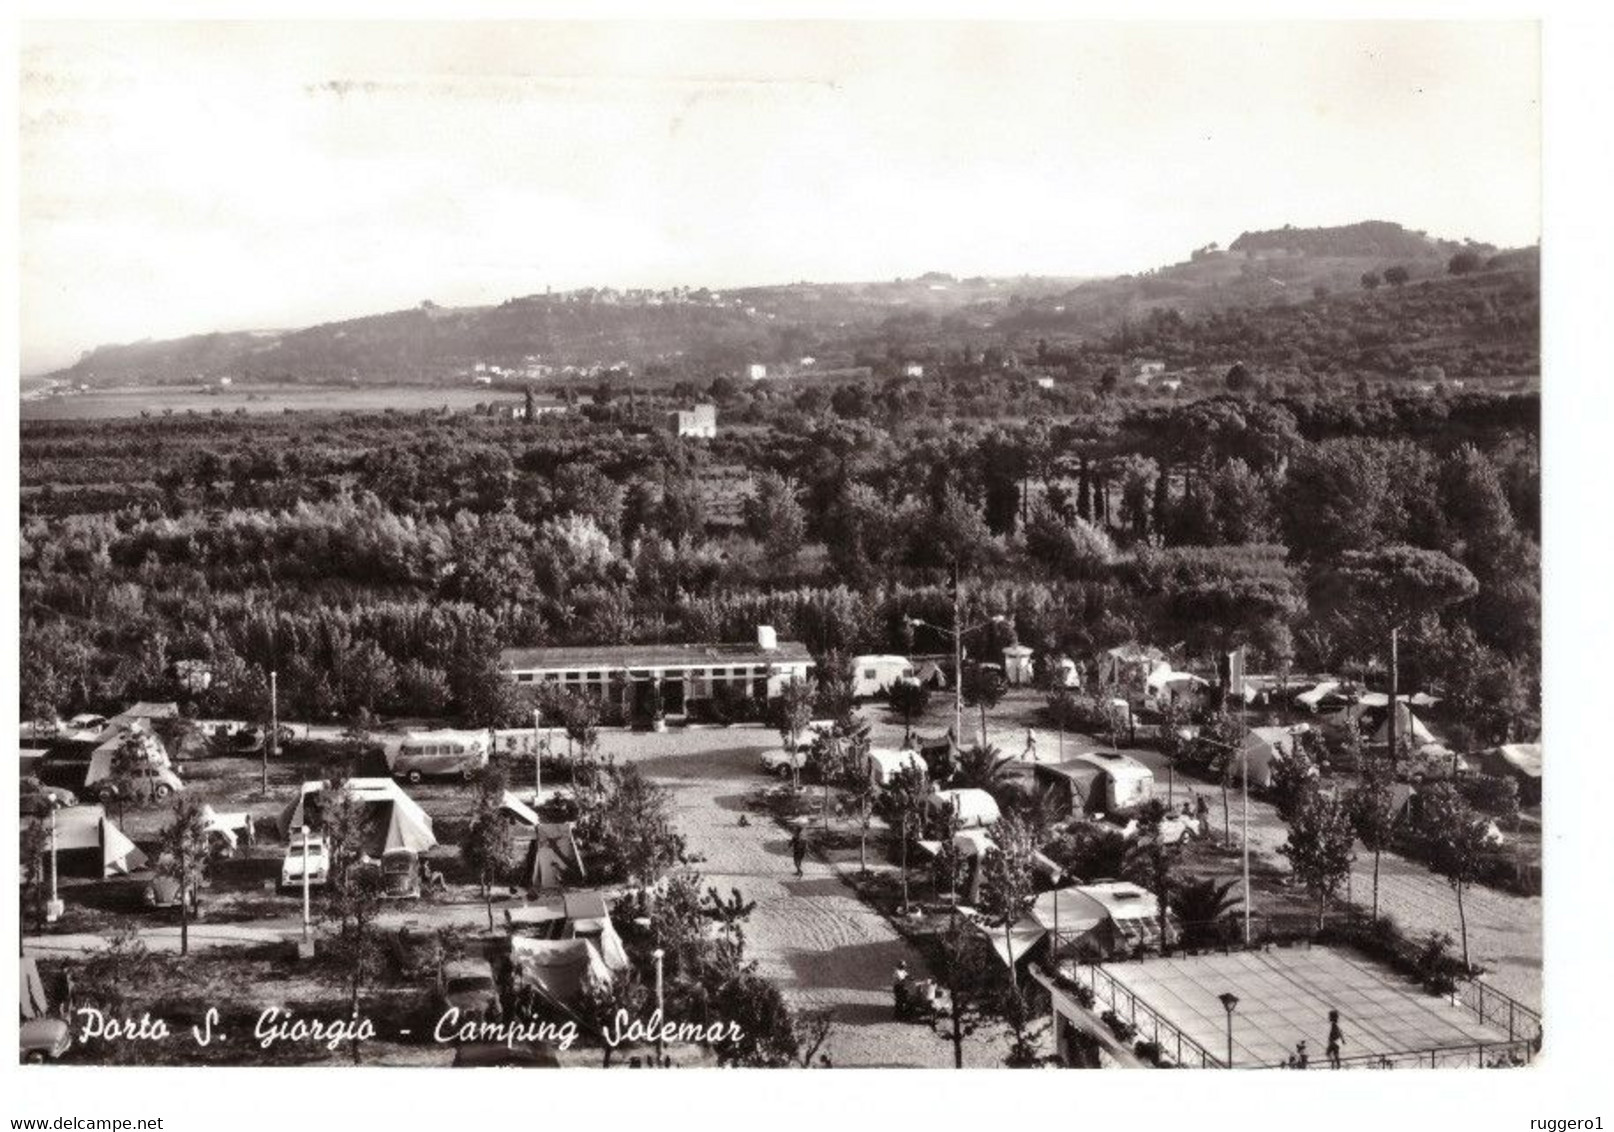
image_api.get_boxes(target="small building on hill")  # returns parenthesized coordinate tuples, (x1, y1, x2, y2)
(669, 404, 718, 438)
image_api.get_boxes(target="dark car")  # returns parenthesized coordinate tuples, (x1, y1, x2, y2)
(452, 1042, 559, 1067)
(391, 924, 444, 980)
(20, 778, 76, 819)
(380, 848, 421, 899)
(143, 874, 201, 914)
(437, 959, 502, 1024)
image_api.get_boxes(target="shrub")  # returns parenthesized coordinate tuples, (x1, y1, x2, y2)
(1100, 1010, 1136, 1042)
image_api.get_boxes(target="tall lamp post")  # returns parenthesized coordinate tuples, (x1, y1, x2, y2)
(1219, 992, 1239, 1068)
(904, 605, 1006, 748)
(300, 824, 312, 942)
(46, 807, 64, 924)
(652, 947, 666, 1063)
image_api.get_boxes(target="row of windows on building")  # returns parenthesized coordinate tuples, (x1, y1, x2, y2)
(513, 665, 786, 686)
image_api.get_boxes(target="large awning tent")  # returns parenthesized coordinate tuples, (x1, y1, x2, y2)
(85, 720, 172, 788)
(927, 788, 1001, 829)
(48, 804, 148, 877)
(278, 779, 436, 855)
(510, 937, 613, 1015)
(979, 882, 1169, 970)
(1471, 743, 1543, 804)
(866, 747, 927, 788)
(1096, 644, 1168, 690)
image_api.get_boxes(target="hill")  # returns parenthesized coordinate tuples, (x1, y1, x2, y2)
(39, 221, 1537, 390)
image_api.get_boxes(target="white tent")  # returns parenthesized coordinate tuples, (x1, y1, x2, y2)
(85, 721, 172, 788)
(1002, 645, 1035, 686)
(50, 804, 148, 877)
(510, 937, 612, 1013)
(1233, 726, 1309, 790)
(562, 890, 631, 973)
(278, 779, 436, 854)
(525, 821, 585, 891)
(1144, 667, 1212, 713)
(200, 805, 253, 850)
(927, 788, 1001, 829)
(1097, 644, 1167, 689)
(500, 791, 542, 827)
(866, 747, 927, 788)
(1073, 751, 1154, 811)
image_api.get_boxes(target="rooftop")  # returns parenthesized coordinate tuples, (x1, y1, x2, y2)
(501, 640, 814, 670)
(1092, 945, 1519, 1068)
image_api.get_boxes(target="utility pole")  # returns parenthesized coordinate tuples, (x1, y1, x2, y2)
(1231, 645, 1252, 946)
(951, 562, 964, 747)
(300, 824, 312, 942)
(1388, 627, 1400, 773)
(265, 669, 278, 794)
(46, 808, 64, 924)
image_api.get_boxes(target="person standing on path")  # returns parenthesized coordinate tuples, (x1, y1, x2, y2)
(1327, 1010, 1346, 1069)
(791, 825, 808, 877)
(1023, 729, 1038, 762)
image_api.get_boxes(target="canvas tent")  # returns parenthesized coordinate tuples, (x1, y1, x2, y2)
(1097, 644, 1167, 690)
(49, 804, 148, 877)
(1144, 667, 1212, 713)
(524, 821, 585, 891)
(911, 659, 949, 690)
(85, 721, 172, 788)
(866, 747, 927, 788)
(278, 779, 436, 855)
(500, 791, 542, 827)
(200, 805, 253, 851)
(509, 937, 612, 1014)
(1035, 752, 1154, 815)
(1002, 645, 1035, 686)
(927, 788, 1000, 829)
(562, 890, 630, 972)
(1232, 726, 1310, 790)
(1471, 743, 1542, 805)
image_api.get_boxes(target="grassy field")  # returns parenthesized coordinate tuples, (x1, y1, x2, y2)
(19, 383, 533, 421)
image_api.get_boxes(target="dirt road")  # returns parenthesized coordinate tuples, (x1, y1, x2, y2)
(609, 728, 1018, 1068)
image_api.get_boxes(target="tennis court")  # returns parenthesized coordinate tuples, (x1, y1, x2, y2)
(1093, 945, 1520, 1067)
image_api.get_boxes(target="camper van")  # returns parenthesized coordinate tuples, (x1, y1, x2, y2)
(850, 655, 917, 700)
(389, 730, 490, 783)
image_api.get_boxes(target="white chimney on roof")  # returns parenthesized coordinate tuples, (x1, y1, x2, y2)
(757, 625, 778, 651)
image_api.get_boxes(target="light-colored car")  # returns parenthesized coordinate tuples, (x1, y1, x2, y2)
(759, 747, 809, 778)
(1120, 813, 1200, 847)
(20, 1016, 73, 1063)
(281, 835, 330, 889)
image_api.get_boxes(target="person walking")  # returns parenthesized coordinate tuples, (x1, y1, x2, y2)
(1023, 728, 1038, 762)
(790, 824, 808, 878)
(1327, 1010, 1346, 1069)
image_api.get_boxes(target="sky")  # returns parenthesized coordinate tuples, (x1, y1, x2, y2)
(18, 20, 1540, 375)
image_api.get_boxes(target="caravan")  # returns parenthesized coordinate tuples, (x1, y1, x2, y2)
(388, 730, 490, 783)
(850, 655, 917, 700)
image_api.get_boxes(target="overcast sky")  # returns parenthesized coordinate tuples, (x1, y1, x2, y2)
(19, 20, 1539, 375)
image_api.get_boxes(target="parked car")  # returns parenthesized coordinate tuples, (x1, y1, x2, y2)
(391, 923, 444, 979)
(96, 764, 185, 804)
(1117, 812, 1199, 847)
(437, 959, 502, 1024)
(380, 848, 422, 899)
(143, 873, 201, 914)
(20, 778, 76, 819)
(280, 835, 330, 889)
(759, 747, 809, 778)
(20, 1016, 72, 1064)
(451, 1041, 559, 1067)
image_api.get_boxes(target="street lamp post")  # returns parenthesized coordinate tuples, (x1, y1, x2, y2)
(300, 824, 312, 942)
(1219, 992, 1239, 1068)
(532, 708, 544, 802)
(265, 669, 278, 795)
(904, 602, 1006, 751)
(652, 947, 666, 1062)
(46, 808, 64, 924)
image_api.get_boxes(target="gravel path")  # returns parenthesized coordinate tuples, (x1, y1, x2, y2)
(609, 728, 1017, 1067)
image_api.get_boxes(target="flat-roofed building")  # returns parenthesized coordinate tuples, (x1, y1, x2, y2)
(669, 404, 717, 438)
(500, 627, 812, 719)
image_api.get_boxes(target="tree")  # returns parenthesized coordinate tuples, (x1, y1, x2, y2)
(1224, 362, 1253, 393)
(1360, 270, 1381, 291)
(1121, 800, 1176, 948)
(1384, 265, 1410, 287)
(744, 472, 807, 566)
(107, 728, 155, 823)
(930, 913, 999, 1068)
(878, 764, 930, 913)
(577, 764, 686, 888)
(978, 813, 1037, 990)
(1268, 735, 1319, 824)
(155, 796, 213, 956)
(1448, 250, 1482, 276)
(461, 757, 516, 929)
(1346, 759, 1398, 922)
(21, 819, 51, 932)
(886, 680, 930, 744)
(1173, 876, 1242, 948)
(1117, 455, 1159, 539)
(951, 743, 1016, 801)
(319, 776, 385, 1064)
(772, 676, 817, 791)
(961, 664, 1007, 746)
(1418, 783, 1491, 970)
(1279, 791, 1356, 929)
(1023, 502, 1115, 578)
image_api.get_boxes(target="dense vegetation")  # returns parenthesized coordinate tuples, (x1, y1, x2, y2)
(21, 363, 1540, 752)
